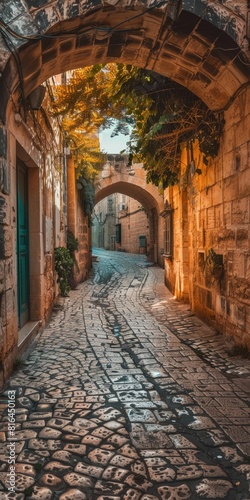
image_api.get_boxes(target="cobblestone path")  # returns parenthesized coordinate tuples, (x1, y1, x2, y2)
(1, 249, 250, 499)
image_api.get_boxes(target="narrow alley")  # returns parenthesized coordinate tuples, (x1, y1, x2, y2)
(1, 250, 250, 500)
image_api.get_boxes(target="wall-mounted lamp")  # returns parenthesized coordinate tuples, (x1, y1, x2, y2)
(27, 85, 46, 110)
(159, 200, 173, 217)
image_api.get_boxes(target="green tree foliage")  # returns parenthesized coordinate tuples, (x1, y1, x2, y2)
(50, 66, 114, 180)
(50, 64, 221, 189)
(110, 65, 222, 187)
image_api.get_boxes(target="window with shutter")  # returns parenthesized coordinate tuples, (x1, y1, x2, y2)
(164, 213, 173, 257)
(160, 201, 173, 258)
(115, 223, 121, 243)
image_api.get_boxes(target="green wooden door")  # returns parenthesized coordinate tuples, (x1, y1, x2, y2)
(17, 162, 30, 328)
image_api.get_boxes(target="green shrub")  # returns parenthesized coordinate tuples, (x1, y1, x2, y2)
(66, 230, 80, 289)
(67, 230, 79, 253)
(54, 247, 73, 296)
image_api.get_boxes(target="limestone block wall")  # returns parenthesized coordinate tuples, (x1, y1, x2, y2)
(0, 123, 15, 386)
(75, 192, 92, 284)
(118, 198, 150, 254)
(211, 86, 250, 346)
(164, 86, 250, 348)
(67, 157, 92, 286)
(92, 194, 117, 250)
(0, 100, 68, 386)
(93, 193, 150, 255)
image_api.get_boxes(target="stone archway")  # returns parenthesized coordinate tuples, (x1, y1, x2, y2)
(0, 1, 249, 121)
(94, 161, 165, 263)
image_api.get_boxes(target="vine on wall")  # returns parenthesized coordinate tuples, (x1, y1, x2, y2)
(54, 247, 73, 296)
(67, 230, 79, 288)
(77, 177, 95, 226)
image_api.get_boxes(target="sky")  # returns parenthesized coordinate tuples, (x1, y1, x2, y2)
(99, 124, 130, 154)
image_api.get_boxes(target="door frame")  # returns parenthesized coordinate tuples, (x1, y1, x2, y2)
(16, 160, 30, 328)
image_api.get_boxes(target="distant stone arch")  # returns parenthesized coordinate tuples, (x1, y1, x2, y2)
(0, 1, 249, 121)
(95, 163, 164, 211)
(94, 161, 165, 262)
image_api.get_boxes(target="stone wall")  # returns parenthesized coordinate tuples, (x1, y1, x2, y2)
(164, 86, 250, 349)
(118, 198, 150, 255)
(94, 161, 165, 263)
(67, 157, 92, 286)
(92, 194, 116, 251)
(93, 193, 150, 255)
(0, 1, 248, 122)
(0, 97, 68, 386)
(0, 122, 15, 386)
(75, 191, 92, 285)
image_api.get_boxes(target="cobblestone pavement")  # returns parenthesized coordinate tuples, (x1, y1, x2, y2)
(1, 249, 250, 500)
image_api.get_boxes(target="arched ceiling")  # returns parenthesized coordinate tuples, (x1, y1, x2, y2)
(0, 1, 249, 121)
(95, 181, 164, 213)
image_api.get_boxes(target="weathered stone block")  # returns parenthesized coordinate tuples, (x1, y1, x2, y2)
(201, 188, 212, 209)
(0, 0, 26, 23)
(30, 274, 44, 321)
(222, 151, 235, 178)
(0, 127, 6, 158)
(212, 183, 223, 207)
(229, 277, 250, 302)
(0, 158, 9, 194)
(34, 7, 60, 32)
(5, 317, 18, 353)
(0, 260, 4, 294)
(234, 304, 246, 329)
(243, 330, 250, 351)
(0, 323, 3, 349)
(226, 255, 233, 276)
(204, 163, 215, 187)
(233, 252, 246, 279)
(223, 175, 238, 202)
(218, 69, 242, 99)
(235, 118, 250, 148)
(236, 229, 249, 250)
(231, 198, 249, 225)
(2, 259, 14, 292)
(246, 256, 250, 281)
(220, 295, 226, 314)
(223, 201, 231, 225)
(217, 229, 236, 248)
(3, 346, 16, 380)
(214, 205, 222, 227)
(214, 159, 222, 183)
(242, 84, 250, 114)
(1, 289, 15, 326)
(238, 168, 250, 198)
(237, 142, 248, 172)
(0, 195, 9, 225)
(207, 207, 215, 229)
(226, 299, 231, 317)
(3, 227, 13, 258)
(0, 225, 4, 259)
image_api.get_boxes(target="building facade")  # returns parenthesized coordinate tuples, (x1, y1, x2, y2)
(0, 85, 92, 387)
(93, 192, 150, 254)
(162, 86, 250, 348)
(93, 157, 151, 254)
(0, 88, 63, 384)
